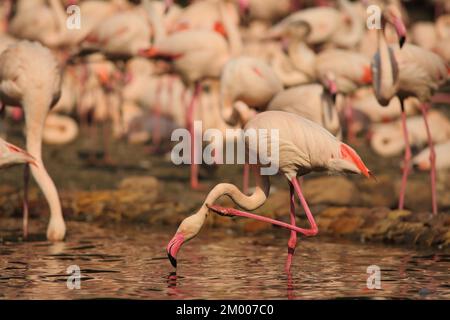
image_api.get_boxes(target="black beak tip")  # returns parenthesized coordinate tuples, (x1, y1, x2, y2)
(168, 252, 177, 268)
(399, 36, 406, 48)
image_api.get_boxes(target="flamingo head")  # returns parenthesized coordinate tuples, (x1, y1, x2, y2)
(322, 72, 338, 104)
(166, 212, 205, 268)
(328, 143, 374, 179)
(238, 0, 250, 17)
(163, 0, 174, 14)
(383, 5, 407, 48)
(0, 140, 37, 168)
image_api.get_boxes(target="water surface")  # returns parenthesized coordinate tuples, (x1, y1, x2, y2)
(0, 219, 448, 299)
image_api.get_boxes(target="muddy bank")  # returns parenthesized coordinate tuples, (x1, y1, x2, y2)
(0, 127, 449, 248)
(1, 172, 449, 248)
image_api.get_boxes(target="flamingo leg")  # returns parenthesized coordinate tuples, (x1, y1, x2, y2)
(285, 183, 298, 273)
(208, 177, 318, 237)
(344, 96, 356, 144)
(22, 164, 30, 239)
(420, 103, 438, 215)
(101, 121, 114, 165)
(398, 101, 411, 210)
(187, 82, 202, 190)
(152, 80, 163, 152)
(243, 163, 249, 195)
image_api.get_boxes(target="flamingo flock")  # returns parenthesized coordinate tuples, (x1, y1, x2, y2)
(0, 0, 448, 273)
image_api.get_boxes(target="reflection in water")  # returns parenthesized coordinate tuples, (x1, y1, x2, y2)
(0, 219, 449, 299)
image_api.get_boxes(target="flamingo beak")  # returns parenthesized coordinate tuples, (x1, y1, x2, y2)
(327, 79, 337, 104)
(367, 170, 377, 181)
(164, 0, 173, 14)
(6, 143, 38, 167)
(166, 232, 185, 268)
(393, 17, 406, 48)
(238, 0, 250, 17)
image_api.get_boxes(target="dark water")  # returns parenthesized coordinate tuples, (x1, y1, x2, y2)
(0, 219, 449, 299)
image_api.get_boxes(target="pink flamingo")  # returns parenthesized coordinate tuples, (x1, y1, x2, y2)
(167, 111, 372, 272)
(219, 56, 283, 194)
(140, 1, 242, 189)
(372, 5, 448, 215)
(0, 41, 66, 241)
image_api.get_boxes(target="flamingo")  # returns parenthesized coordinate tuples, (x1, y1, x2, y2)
(0, 138, 36, 168)
(0, 40, 66, 241)
(140, 0, 242, 189)
(236, 0, 293, 23)
(220, 56, 283, 126)
(413, 141, 450, 172)
(268, 84, 342, 138)
(167, 110, 372, 272)
(268, 0, 364, 49)
(372, 5, 448, 215)
(315, 48, 373, 142)
(370, 111, 450, 157)
(219, 56, 282, 193)
(82, 8, 152, 58)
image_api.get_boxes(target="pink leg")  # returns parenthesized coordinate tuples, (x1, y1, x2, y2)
(285, 183, 297, 273)
(431, 93, 450, 105)
(187, 82, 202, 190)
(152, 80, 163, 151)
(399, 102, 411, 210)
(420, 103, 438, 215)
(23, 164, 30, 239)
(243, 163, 250, 195)
(208, 178, 318, 237)
(345, 97, 356, 144)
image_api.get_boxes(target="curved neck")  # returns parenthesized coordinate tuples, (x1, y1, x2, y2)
(271, 50, 310, 86)
(144, 0, 167, 44)
(373, 27, 398, 105)
(190, 168, 270, 231)
(332, 0, 364, 48)
(49, 0, 67, 33)
(321, 90, 340, 135)
(287, 40, 316, 78)
(218, 1, 243, 57)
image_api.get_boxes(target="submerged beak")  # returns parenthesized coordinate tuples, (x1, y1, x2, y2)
(166, 232, 184, 268)
(393, 17, 407, 48)
(367, 170, 377, 182)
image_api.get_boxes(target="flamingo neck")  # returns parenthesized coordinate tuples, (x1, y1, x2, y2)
(218, 1, 243, 57)
(374, 27, 398, 105)
(181, 168, 270, 237)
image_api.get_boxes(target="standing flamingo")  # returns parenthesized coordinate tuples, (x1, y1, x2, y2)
(0, 40, 66, 241)
(167, 111, 372, 272)
(372, 5, 448, 215)
(220, 56, 283, 193)
(268, 84, 342, 138)
(140, 0, 242, 189)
